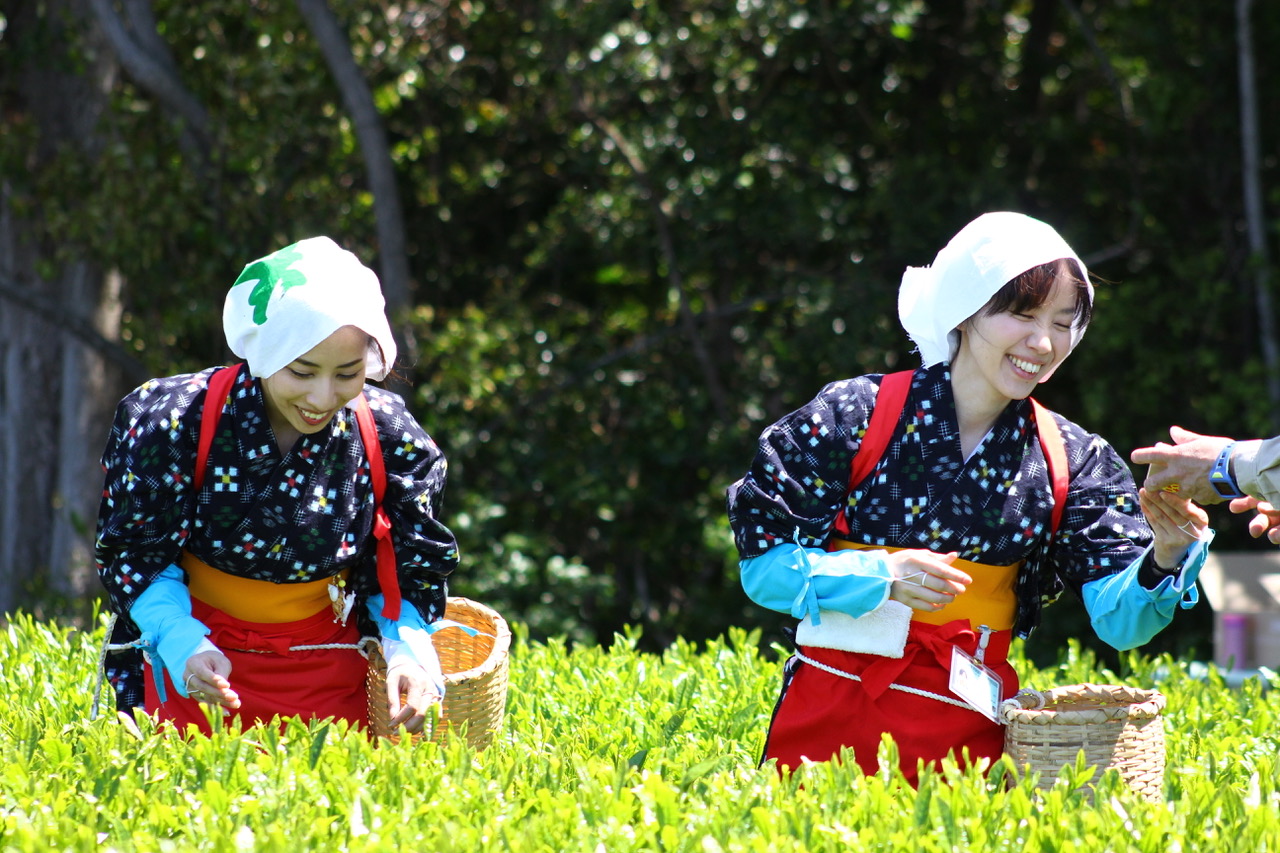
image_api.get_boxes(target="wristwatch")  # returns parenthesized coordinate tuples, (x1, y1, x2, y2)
(1210, 441, 1246, 499)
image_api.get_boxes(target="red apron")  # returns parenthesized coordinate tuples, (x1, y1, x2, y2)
(762, 620, 1016, 786)
(144, 597, 368, 735)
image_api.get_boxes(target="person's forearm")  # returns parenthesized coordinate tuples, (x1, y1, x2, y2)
(1232, 437, 1280, 505)
(739, 543, 892, 621)
(129, 565, 215, 695)
(367, 596, 446, 695)
(1082, 536, 1210, 650)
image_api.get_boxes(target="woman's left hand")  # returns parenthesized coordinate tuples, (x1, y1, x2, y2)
(1139, 487, 1210, 570)
(385, 662, 443, 734)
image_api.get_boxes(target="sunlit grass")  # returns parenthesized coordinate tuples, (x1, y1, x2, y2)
(2, 611, 1278, 851)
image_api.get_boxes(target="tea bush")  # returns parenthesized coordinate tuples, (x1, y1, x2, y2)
(2, 612, 1278, 851)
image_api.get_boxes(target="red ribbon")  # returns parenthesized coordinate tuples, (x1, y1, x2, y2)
(373, 508, 401, 620)
(856, 621, 980, 699)
(215, 627, 298, 657)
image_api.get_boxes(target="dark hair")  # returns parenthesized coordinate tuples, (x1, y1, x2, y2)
(979, 259, 1093, 328)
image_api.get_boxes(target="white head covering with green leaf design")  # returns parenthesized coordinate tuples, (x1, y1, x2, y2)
(222, 236, 397, 380)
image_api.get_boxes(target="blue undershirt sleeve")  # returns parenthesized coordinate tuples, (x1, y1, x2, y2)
(366, 595, 446, 697)
(129, 564, 214, 698)
(739, 543, 894, 624)
(1082, 533, 1212, 651)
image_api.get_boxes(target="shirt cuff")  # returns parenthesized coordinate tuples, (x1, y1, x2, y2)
(739, 543, 893, 622)
(1232, 439, 1267, 500)
(1136, 532, 1213, 600)
(366, 595, 445, 697)
(129, 564, 213, 697)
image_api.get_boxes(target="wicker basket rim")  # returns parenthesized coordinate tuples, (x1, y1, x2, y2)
(440, 597, 512, 685)
(1001, 683, 1166, 725)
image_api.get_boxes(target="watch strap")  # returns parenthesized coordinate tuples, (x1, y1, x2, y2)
(1210, 441, 1245, 499)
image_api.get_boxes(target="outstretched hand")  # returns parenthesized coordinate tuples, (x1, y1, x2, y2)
(886, 549, 971, 612)
(1139, 487, 1210, 569)
(1130, 425, 1234, 505)
(1229, 495, 1280, 544)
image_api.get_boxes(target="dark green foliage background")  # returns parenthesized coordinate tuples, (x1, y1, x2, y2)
(6, 0, 1278, 663)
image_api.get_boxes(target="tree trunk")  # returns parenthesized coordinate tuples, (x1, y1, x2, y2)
(295, 0, 415, 385)
(1236, 0, 1280, 429)
(0, 0, 131, 616)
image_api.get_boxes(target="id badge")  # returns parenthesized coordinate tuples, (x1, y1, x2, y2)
(949, 645, 1003, 722)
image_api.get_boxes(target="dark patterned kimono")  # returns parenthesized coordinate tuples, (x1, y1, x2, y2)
(727, 362, 1160, 639)
(97, 364, 458, 711)
(727, 363, 1169, 779)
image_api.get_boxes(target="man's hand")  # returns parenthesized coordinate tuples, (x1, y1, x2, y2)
(1131, 426, 1235, 505)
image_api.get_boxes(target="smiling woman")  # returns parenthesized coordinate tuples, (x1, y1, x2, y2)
(95, 237, 460, 738)
(951, 259, 1091, 457)
(727, 212, 1214, 786)
(260, 327, 372, 452)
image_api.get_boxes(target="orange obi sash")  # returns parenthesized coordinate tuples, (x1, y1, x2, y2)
(828, 539, 1019, 631)
(181, 550, 348, 624)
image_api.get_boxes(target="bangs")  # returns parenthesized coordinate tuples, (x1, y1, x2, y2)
(981, 259, 1093, 328)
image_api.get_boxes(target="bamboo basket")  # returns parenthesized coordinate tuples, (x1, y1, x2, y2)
(1001, 683, 1166, 801)
(367, 597, 511, 749)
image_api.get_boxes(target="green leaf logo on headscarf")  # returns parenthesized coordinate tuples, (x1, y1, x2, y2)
(234, 243, 309, 325)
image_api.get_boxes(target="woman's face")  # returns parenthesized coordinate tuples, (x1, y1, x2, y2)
(261, 325, 369, 443)
(953, 275, 1078, 406)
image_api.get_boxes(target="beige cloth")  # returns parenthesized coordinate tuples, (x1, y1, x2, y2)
(1232, 438, 1280, 505)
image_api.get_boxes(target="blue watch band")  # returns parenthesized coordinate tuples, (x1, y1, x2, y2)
(1210, 441, 1245, 499)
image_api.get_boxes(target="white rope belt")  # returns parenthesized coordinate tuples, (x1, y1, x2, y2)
(225, 639, 376, 655)
(89, 613, 379, 721)
(792, 650, 975, 712)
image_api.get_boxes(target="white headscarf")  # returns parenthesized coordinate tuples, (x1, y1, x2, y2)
(222, 236, 398, 380)
(897, 212, 1093, 367)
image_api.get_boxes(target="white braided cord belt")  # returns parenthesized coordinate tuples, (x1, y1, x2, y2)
(792, 650, 975, 712)
(90, 612, 380, 721)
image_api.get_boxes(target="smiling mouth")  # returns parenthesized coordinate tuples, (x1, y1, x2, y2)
(298, 407, 330, 425)
(1009, 356, 1043, 376)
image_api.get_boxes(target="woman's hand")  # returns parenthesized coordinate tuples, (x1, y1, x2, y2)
(385, 662, 443, 735)
(182, 650, 241, 709)
(886, 549, 971, 612)
(1139, 488, 1210, 570)
(1230, 495, 1280, 544)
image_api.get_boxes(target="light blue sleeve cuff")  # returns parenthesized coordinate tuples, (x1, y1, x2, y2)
(739, 543, 893, 623)
(1083, 532, 1213, 651)
(366, 595, 446, 696)
(129, 564, 212, 699)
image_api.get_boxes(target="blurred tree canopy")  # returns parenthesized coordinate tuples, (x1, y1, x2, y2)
(2, 0, 1278, 665)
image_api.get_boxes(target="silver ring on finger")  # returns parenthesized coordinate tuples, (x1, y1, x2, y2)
(1178, 521, 1197, 536)
(185, 673, 200, 694)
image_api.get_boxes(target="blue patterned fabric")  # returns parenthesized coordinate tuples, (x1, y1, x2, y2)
(96, 364, 458, 710)
(726, 362, 1156, 640)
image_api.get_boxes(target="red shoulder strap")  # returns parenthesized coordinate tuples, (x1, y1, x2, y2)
(827, 372, 1069, 543)
(194, 365, 242, 491)
(1029, 398, 1069, 537)
(829, 370, 914, 542)
(353, 393, 401, 620)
